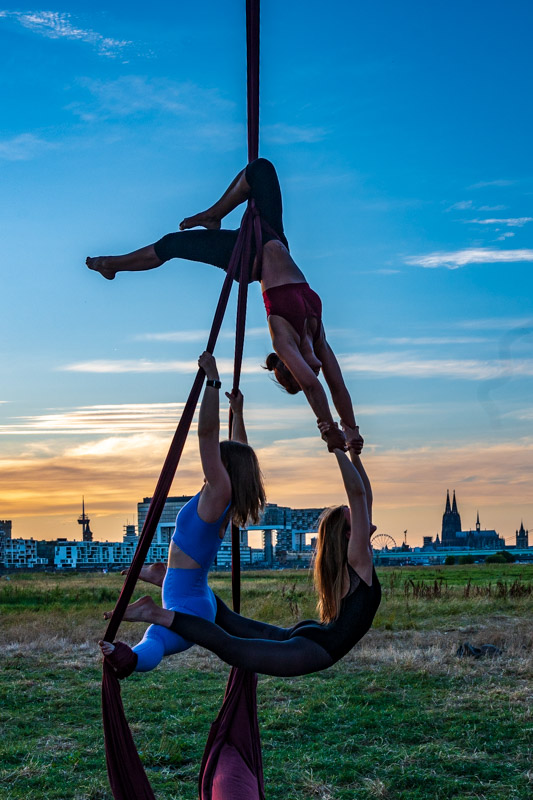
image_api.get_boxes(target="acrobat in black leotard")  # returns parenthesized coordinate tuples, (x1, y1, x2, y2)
(167, 566, 381, 677)
(153, 158, 288, 277)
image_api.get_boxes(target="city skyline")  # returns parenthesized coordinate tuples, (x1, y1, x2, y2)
(3, 485, 524, 551)
(1, 2, 532, 547)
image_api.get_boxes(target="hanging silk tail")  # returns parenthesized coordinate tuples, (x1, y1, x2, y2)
(101, 204, 255, 800)
(199, 668, 265, 800)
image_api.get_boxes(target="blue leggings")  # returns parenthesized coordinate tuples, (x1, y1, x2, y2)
(133, 566, 217, 672)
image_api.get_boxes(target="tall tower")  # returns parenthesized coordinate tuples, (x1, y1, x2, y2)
(516, 521, 529, 548)
(476, 511, 481, 532)
(441, 490, 462, 547)
(78, 497, 93, 542)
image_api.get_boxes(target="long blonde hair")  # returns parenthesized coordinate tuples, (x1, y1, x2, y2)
(314, 505, 349, 623)
(219, 440, 266, 528)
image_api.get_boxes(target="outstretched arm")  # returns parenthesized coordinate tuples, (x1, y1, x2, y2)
(272, 336, 345, 450)
(319, 423, 373, 584)
(197, 352, 232, 519)
(315, 337, 357, 428)
(341, 422, 372, 522)
(226, 389, 248, 445)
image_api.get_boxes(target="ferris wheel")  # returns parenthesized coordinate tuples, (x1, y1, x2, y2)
(371, 533, 397, 550)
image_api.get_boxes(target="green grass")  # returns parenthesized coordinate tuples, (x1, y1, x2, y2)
(1, 565, 532, 799)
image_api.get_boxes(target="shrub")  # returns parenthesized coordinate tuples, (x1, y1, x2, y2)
(458, 554, 475, 565)
(485, 553, 506, 564)
(500, 550, 516, 563)
(444, 555, 456, 565)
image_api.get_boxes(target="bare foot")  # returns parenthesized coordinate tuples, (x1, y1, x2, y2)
(179, 212, 221, 231)
(103, 594, 157, 623)
(86, 256, 117, 280)
(121, 562, 166, 587)
(99, 639, 115, 656)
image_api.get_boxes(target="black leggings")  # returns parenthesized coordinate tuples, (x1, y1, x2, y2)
(153, 158, 289, 280)
(168, 594, 334, 677)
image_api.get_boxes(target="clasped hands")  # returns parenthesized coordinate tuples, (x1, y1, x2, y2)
(318, 419, 364, 454)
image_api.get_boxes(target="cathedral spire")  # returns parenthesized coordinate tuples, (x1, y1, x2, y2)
(476, 510, 480, 532)
(441, 488, 462, 546)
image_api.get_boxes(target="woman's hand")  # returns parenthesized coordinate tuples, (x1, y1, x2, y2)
(341, 421, 364, 455)
(198, 351, 219, 381)
(317, 420, 347, 452)
(225, 389, 244, 415)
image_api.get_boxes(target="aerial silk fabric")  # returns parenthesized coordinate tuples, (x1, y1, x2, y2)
(199, 668, 265, 800)
(101, 197, 261, 800)
(101, 3, 266, 799)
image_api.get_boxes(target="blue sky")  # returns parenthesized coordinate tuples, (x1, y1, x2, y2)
(1, 1, 532, 546)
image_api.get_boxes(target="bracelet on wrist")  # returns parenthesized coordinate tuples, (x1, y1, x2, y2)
(206, 379, 222, 389)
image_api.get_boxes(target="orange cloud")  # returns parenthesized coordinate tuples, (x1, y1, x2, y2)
(1, 428, 531, 547)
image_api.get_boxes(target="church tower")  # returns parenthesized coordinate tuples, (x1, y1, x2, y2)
(516, 521, 528, 549)
(441, 490, 462, 547)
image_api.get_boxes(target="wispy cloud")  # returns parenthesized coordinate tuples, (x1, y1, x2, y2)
(338, 352, 533, 380)
(262, 123, 328, 145)
(466, 217, 533, 227)
(446, 200, 508, 213)
(2, 11, 131, 57)
(447, 200, 474, 211)
(71, 76, 233, 122)
(373, 268, 401, 275)
(0, 401, 435, 440)
(496, 232, 516, 241)
(0, 403, 186, 436)
(456, 317, 533, 331)
(405, 248, 533, 269)
(373, 336, 488, 345)
(468, 179, 516, 189)
(133, 327, 267, 343)
(0, 133, 55, 161)
(59, 357, 263, 374)
(58, 349, 533, 382)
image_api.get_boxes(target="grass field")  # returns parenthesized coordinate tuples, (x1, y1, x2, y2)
(1, 565, 532, 799)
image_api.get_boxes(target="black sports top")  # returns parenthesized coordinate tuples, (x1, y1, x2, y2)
(288, 565, 381, 662)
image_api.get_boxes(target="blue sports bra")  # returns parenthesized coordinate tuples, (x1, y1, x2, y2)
(172, 492, 230, 570)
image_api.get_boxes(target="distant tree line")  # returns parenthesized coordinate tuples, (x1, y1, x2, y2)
(444, 551, 516, 566)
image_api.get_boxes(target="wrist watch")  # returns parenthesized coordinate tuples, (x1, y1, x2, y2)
(206, 379, 222, 389)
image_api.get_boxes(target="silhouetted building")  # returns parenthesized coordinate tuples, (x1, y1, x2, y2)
(78, 498, 93, 542)
(0, 519, 12, 563)
(123, 524, 138, 544)
(458, 511, 505, 549)
(516, 521, 529, 548)
(441, 490, 462, 547)
(137, 495, 193, 545)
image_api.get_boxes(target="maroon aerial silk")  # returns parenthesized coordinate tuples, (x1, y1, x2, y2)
(199, 668, 265, 800)
(101, 4, 266, 799)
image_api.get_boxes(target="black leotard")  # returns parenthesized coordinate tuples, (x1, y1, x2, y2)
(167, 566, 381, 677)
(288, 565, 381, 661)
